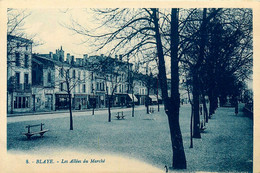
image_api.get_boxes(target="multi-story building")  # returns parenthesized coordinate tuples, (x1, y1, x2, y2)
(7, 35, 33, 114)
(87, 54, 135, 107)
(7, 39, 162, 114)
(32, 51, 93, 111)
(31, 54, 56, 111)
(132, 71, 162, 106)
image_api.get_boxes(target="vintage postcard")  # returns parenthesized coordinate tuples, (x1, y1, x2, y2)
(0, 0, 259, 172)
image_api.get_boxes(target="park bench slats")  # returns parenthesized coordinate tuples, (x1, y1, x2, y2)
(23, 123, 49, 139)
(115, 111, 125, 119)
(26, 124, 45, 128)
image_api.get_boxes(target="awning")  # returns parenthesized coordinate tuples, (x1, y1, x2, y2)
(149, 95, 162, 101)
(127, 94, 138, 101)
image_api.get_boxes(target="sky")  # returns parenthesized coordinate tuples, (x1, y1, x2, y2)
(24, 9, 97, 58)
(14, 8, 253, 88)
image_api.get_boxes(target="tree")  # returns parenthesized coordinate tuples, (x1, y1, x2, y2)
(86, 55, 130, 122)
(64, 8, 187, 169)
(179, 8, 252, 137)
(32, 54, 91, 130)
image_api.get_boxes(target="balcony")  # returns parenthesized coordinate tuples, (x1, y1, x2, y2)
(14, 83, 31, 92)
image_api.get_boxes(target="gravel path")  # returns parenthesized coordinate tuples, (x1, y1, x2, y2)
(7, 104, 253, 172)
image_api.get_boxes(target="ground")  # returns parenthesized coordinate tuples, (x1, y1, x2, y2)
(6, 104, 253, 172)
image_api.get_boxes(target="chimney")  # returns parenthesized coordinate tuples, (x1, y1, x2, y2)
(119, 55, 123, 61)
(66, 54, 70, 64)
(71, 56, 75, 64)
(49, 52, 53, 59)
(80, 59, 83, 66)
(83, 54, 88, 59)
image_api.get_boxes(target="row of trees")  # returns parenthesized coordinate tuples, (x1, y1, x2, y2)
(8, 8, 252, 169)
(65, 8, 252, 169)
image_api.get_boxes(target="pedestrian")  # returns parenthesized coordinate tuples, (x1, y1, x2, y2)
(235, 99, 238, 115)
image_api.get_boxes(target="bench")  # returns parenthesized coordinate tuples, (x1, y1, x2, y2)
(23, 123, 49, 139)
(149, 107, 154, 114)
(115, 111, 125, 120)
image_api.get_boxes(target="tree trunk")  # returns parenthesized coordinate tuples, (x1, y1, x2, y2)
(68, 91, 73, 130)
(209, 90, 214, 118)
(146, 87, 150, 114)
(192, 72, 201, 138)
(235, 97, 238, 115)
(132, 91, 135, 117)
(186, 79, 193, 148)
(108, 96, 111, 122)
(190, 105, 193, 148)
(152, 8, 186, 169)
(167, 100, 187, 169)
(11, 92, 13, 114)
(201, 93, 208, 123)
(157, 76, 160, 112)
(191, 9, 208, 138)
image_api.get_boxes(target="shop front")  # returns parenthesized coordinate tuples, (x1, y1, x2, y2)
(115, 94, 127, 107)
(95, 92, 106, 108)
(73, 94, 88, 110)
(55, 94, 70, 110)
(89, 95, 97, 109)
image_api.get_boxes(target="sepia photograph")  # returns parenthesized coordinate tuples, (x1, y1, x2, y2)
(1, 1, 258, 173)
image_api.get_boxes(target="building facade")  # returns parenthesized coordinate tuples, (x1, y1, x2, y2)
(7, 35, 33, 114)
(7, 38, 163, 114)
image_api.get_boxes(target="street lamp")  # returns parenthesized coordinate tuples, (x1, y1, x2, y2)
(92, 87, 95, 115)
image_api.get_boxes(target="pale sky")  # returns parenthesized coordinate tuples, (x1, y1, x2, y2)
(24, 8, 98, 58)
(20, 8, 252, 88)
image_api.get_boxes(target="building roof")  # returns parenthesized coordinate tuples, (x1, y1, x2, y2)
(7, 35, 33, 44)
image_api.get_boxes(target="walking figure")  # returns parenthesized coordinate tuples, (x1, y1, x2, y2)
(164, 165, 168, 173)
(199, 104, 203, 115)
(235, 99, 238, 115)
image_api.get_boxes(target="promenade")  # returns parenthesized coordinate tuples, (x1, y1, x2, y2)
(6, 104, 253, 172)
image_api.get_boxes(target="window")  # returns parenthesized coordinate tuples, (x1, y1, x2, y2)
(91, 83, 94, 92)
(83, 72, 86, 82)
(18, 97, 22, 108)
(60, 68, 64, 77)
(100, 83, 104, 91)
(119, 84, 122, 93)
(96, 82, 99, 91)
(14, 96, 30, 109)
(73, 70, 76, 79)
(83, 84, 86, 93)
(102, 83, 105, 91)
(15, 53, 20, 66)
(24, 54, 28, 68)
(78, 71, 81, 80)
(60, 83, 63, 91)
(15, 72, 20, 87)
(24, 74, 29, 89)
(78, 84, 80, 93)
(48, 72, 51, 83)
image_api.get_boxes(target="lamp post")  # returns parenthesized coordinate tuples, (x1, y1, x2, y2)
(92, 87, 95, 115)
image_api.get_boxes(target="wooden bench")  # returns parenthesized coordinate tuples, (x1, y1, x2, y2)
(23, 123, 49, 139)
(149, 107, 154, 114)
(115, 111, 125, 120)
